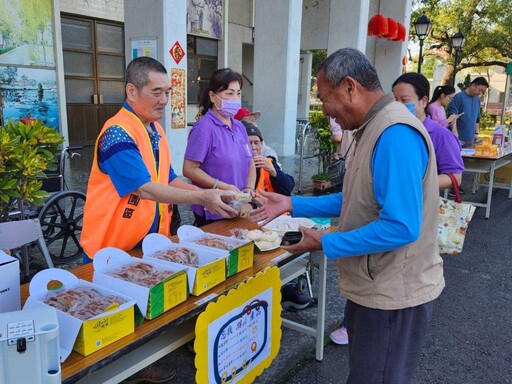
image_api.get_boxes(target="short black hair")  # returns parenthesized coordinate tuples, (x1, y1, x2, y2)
(471, 76, 489, 88)
(125, 57, 167, 88)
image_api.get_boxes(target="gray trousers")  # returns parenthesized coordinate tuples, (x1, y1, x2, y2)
(345, 299, 434, 384)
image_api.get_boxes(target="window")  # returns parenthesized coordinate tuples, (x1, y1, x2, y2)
(187, 35, 218, 104)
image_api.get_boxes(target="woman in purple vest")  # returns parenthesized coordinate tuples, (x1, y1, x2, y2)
(392, 73, 464, 190)
(183, 68, 256, 226)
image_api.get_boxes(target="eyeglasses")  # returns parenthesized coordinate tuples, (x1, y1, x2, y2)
(249, 140, 262, 146)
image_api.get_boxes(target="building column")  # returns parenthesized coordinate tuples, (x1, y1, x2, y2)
(327, 0, 370, 54)
(371, 0, 412, 92)
(297, 51, 313, 120)
(124, 0, 188, 173)
(253, 0, 303, 156)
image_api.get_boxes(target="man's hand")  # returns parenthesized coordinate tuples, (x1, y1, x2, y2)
(281, 226, 323, 254)
(200, 189, 239, 218)
(249, 189, 292, 225)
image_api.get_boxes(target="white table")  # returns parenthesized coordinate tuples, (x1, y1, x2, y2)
(461, 146, 512, 218)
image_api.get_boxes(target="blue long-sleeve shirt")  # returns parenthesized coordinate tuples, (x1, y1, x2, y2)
(291, 124, 429, 259)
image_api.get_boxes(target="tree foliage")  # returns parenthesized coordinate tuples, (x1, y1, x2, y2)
(412, 0, 512, 84)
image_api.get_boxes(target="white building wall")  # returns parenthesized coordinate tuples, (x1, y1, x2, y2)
(368, 0, 412, 93)
(59, 0, 123, 21)
(300, 0, 330, 50)
(253, 0, 303, 156)
(124, 0, 188, 174)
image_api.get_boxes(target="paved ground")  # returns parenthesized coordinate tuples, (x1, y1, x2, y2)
(52, 146, 512, 383)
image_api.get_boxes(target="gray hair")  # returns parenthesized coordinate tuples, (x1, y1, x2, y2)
(125, 56, 167, 88)
(318, 48, 382, 91)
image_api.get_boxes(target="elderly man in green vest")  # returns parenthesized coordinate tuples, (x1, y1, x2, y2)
(252, 48, 444, 384)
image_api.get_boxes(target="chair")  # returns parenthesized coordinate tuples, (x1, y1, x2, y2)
(0, 219, 54, 278)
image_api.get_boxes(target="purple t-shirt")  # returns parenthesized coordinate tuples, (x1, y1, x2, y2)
(428, 102, 449, 128)
(423, 116, 464, 175)
(184, 109, 253, 219)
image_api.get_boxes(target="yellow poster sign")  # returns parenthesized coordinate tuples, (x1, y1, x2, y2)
(194, 267, 282, 384)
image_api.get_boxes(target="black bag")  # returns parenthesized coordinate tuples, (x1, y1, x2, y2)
(327, 158, 346, 187)
(327, 138, 355, 189)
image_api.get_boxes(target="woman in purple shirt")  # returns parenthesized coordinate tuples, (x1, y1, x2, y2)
(183, 68, 256, 226)
(392, 73, 464, 189)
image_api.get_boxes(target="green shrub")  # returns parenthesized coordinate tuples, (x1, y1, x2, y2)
(309, 112, 336, 174)
(0, 119, 63, 222)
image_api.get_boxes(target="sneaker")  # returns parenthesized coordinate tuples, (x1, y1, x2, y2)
(281, 284, 313, 310)
(330, 326, 349, 345)
(123, 361, 177, 384)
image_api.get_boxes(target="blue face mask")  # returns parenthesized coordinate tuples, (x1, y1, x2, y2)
(404, 102, 416, 116)
(215, 94, 241, 118)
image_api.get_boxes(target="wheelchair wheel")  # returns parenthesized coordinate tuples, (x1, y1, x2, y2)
(38, 191, 86, 265)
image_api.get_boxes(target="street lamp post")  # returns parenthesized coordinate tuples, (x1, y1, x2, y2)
(451, 32, 466, 87)
(414, 14, 433, 73)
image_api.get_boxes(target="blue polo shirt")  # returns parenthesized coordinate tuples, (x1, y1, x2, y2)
(447, 91, 481, 141)
(291, 123, 429, 259)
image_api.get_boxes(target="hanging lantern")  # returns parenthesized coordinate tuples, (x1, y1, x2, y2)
(393, 23, 407, 42)
(368, 14, 388, 37)
(385, 18, 398, 40)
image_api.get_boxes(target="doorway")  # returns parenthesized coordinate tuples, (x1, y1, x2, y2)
(61, 15, 125, 145)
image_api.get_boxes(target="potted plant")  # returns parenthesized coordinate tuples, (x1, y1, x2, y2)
(0, 119, 64, 222)
(309, 112, 337, 194)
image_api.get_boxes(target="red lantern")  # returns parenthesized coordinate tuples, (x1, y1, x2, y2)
(393, 23, 407, 42)
(368, 14, 388, 37)
(385, 18, 398, 40)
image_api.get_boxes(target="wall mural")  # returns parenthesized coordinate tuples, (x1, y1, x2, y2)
(0, 0, 54, 67)
(0, 66, 59, 129)
(187, 0, 223, 40)
(0, 0, 59, 130)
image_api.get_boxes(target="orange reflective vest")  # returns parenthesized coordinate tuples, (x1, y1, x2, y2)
(81, 107, 172, 259)
(255, 158, 275, 193)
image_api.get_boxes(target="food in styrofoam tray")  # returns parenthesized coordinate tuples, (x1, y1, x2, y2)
(151, 247, 199, 267)
(231, 228, 281, 251)
(43, 286, 126, 321)
(193, 236, 243, 251)
(262, 216, 316, 236)
(107, 262, 174, 288)
(247, 229, 263, 241)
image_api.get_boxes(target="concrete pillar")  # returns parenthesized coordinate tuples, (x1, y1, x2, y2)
(52, 0, 69, 145)
(371, 0, 412, 92)
(297, 51, 312, 120)
(327, 0, 370, 54)
(124, 0, 188, 174)
(253, 0, 303, 156)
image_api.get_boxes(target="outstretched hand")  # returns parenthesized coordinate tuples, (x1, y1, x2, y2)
(201, 189, 239, 218)
(249, 189, 292, 226)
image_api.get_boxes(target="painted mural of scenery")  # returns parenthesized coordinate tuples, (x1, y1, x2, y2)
(0, 0, 54, 67)
(0, 66, 59, 129)
(187, 0, 223, 39)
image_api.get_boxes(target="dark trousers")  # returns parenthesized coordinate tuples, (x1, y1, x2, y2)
(345, 299, 434, 384)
